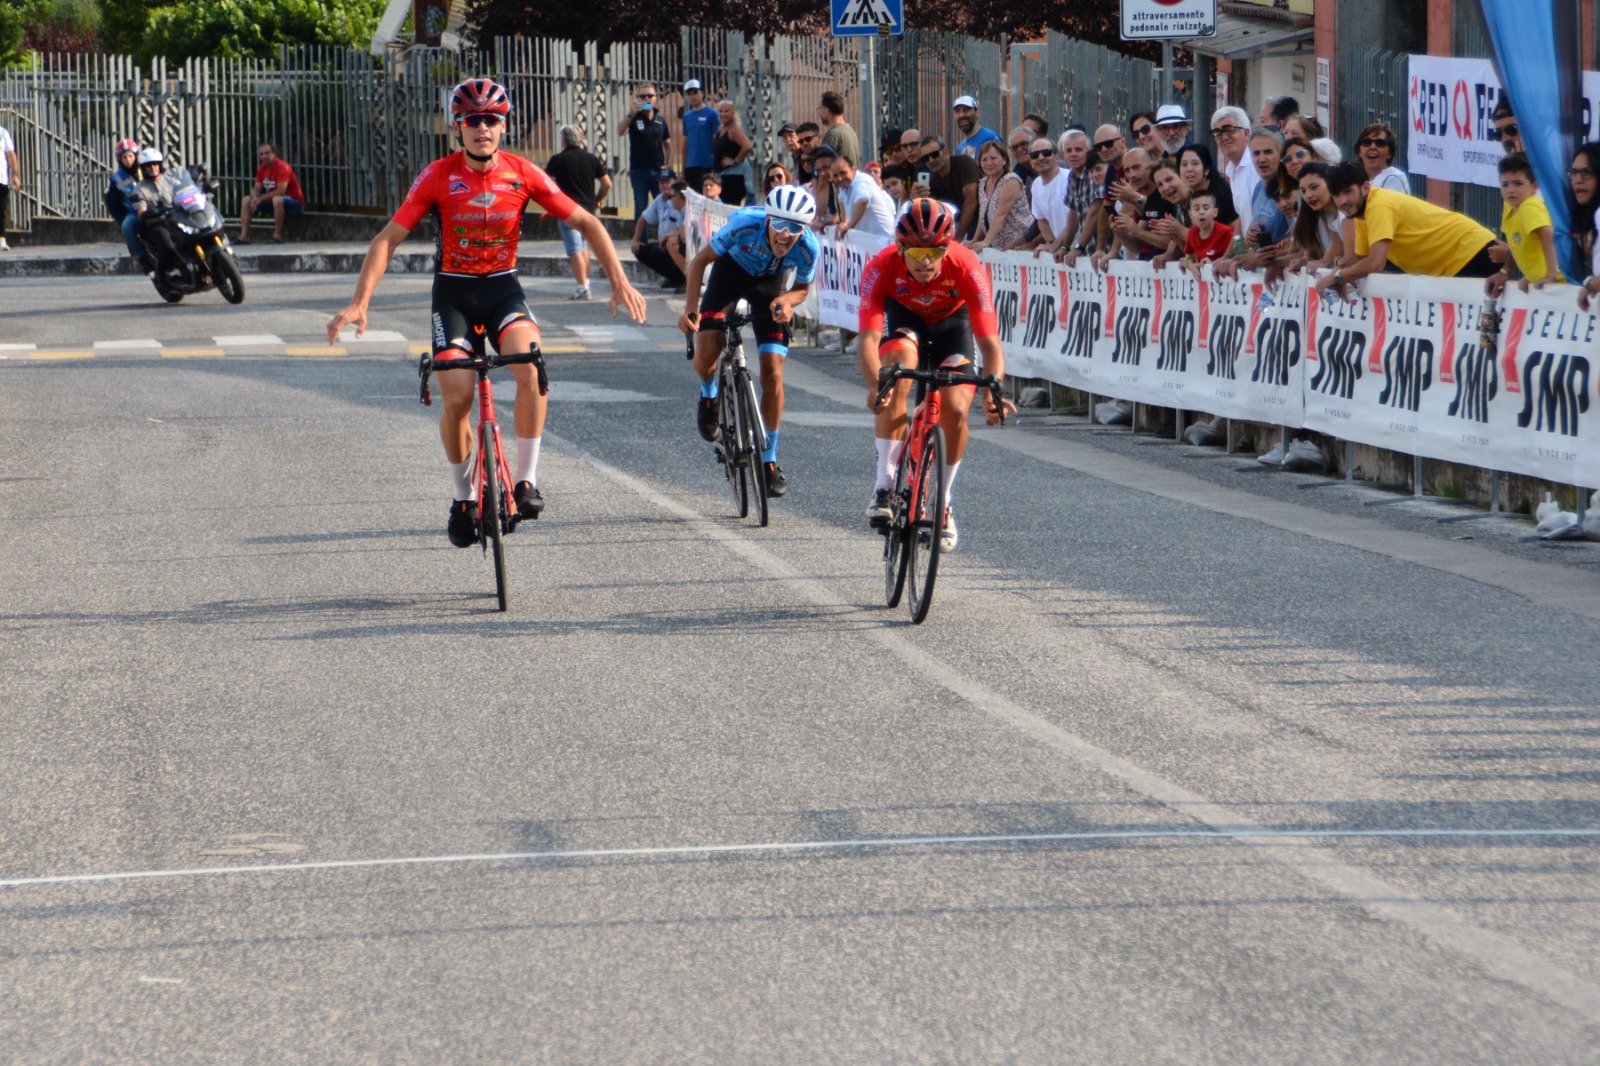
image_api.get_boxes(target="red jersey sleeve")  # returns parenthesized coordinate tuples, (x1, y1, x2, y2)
(948, 244, 999, 339)
(391, 162, 442, 232)
(858, 245, 898, 335)
(516, 157, 579, 223)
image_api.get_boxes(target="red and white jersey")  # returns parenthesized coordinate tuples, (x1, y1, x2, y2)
(392, 151, 579, 276)
(857, 242, 999, 339)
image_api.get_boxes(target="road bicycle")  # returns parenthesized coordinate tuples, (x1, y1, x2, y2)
(419, 345, 548, 612)
(687, 299, 769, 526)
(876, 364, 1006, 624)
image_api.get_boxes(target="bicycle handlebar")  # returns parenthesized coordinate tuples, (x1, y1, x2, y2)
(419, 347, 547, 407)
(875, 365, 1008, 425)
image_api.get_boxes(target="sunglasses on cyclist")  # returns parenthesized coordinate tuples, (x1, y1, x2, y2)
(462, 114, 503, 128)
(768, 218, 806, 235)
(902, 246, 946, 263)
(1489, 124, 1519, 141)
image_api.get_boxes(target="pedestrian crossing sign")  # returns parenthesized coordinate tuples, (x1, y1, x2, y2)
(831, 0, 902, 37)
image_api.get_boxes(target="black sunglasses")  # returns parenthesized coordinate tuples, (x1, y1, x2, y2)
(1133, 124, 1153, 137)
(1569, 166, 1596, 180)
(1009, 141, 1031, 152)
(1093, 138, 1120, 152)
(462, 114, 503, 128)
(920, 147, 943, 161)
(1031, 147, 1056, 159)
(1489, 124, 1519, 142)
(1355, 137, 1390, 149)
(1210, 125, 1245, 137)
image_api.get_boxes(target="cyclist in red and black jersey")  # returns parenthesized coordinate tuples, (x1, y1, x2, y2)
(328, 78, 646, 547)
(856, 198, 1013, 548)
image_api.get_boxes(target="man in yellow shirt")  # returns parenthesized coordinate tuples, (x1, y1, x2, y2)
(1487, 151, 1562, 296)
(1313, 162, 1496, 298)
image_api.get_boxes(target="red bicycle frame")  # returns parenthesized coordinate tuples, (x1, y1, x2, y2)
(472, 374, 515, 506)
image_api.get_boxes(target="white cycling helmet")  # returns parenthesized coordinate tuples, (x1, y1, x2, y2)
(764, 185, 816, 225)
(136, 147, 164, 166)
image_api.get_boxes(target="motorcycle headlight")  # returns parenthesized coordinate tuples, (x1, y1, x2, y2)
(176, 219, 199, 234)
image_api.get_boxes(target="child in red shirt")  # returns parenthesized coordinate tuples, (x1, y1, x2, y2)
(1182, 190, 1233, 273)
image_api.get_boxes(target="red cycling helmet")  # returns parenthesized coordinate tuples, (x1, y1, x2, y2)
(895, 197, 955, 247)
(449, 78, 511, 121)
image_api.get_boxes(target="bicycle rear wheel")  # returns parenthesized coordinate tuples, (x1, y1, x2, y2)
(481, 426, 510, 612)
(718, 364, 749, 518)
(883, 432, 912, 608)
(737, 365, 769, 527)
(906, 427, 946, 624)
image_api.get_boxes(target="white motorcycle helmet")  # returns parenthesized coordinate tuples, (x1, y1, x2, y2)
(136, 147, 165, 168)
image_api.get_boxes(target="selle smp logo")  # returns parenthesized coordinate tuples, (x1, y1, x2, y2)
(1309, 325, 1365, 399)
(1500, 306, 1595, 436)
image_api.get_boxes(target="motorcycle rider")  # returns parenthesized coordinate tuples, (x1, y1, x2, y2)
(128, 147, 185, 282)
(104, 139, 153, 273)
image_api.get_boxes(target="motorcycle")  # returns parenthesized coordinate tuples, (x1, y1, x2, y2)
(139, 166, 246, 305)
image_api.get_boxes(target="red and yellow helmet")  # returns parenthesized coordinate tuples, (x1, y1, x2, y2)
(895, 198, 955, 248)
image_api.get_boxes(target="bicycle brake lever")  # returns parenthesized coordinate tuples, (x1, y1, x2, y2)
(533, 351, 549, 396)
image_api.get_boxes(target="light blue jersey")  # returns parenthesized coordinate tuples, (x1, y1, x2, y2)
(708, 207, 821, 283)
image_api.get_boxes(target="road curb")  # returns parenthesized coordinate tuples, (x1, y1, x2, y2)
(0, 251, 651, 281)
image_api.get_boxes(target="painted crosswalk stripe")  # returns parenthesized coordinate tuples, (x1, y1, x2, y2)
(0, 343, 38, 354)
(93, 339, 162, 351)
(31, 350, 95, 360)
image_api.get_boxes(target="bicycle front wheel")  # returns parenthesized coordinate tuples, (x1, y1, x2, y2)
(906, 427, 946, 624)
(883, 432, 912, 608)
(481, 427, 509, 612)
(719, 364, 749, 518)
(737, 365, 768, 527)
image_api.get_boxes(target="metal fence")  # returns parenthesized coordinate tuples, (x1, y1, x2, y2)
(1, 28, 1093, 231)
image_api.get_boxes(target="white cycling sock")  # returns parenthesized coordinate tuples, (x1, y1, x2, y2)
(943, 460, 961, 507)
(449, 458, 476, 502)
(874, 437, 896, 490)
(516, 436, 542, 486)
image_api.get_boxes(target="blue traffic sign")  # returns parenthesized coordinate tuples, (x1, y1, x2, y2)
(831, 0, 902, 37)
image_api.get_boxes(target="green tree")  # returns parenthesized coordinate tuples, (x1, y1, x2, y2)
(105, 0, 385, 66)
(0, 2, 25, 67)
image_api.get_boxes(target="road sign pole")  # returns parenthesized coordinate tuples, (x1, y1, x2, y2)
(861, 34, 878, 166)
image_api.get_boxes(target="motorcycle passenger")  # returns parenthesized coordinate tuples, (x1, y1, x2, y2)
(104, 139, 152, 272)
(129, 148, 184, 281)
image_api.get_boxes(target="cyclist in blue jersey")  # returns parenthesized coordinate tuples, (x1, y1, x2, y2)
(678, 185, 820, 497)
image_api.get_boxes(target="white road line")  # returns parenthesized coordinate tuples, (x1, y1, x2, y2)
(213, 334, 284, 347)
(338, 329, 408, 344)
(549, 437, 1600, 1024)
(2, 827, 1594, 891)
(0, 343, 38, 352)
(92, 339, 162, 351)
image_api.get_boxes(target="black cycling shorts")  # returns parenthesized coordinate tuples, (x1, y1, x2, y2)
(697, 259, 792, 356)
(882, 301, 974, 371)
(430, 271, 537, 357)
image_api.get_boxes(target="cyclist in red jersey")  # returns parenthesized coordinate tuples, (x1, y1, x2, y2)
(856, 198, 1013, 549)
(328, 78, 647, 547)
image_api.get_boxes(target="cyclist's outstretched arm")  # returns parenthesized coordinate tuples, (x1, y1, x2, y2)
(569, 205, 648, 324)
(327, 220, 410, 342)
(678, 245, 718, 334)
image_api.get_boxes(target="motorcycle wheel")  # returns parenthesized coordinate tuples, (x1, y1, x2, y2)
(210, 252, 246, 305)
(153, 275, 183, 303)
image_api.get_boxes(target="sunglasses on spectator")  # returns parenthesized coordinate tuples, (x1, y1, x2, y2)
(920, 148, 943, 162)
(1489, 124, 1519, 141)
(1211, 125, 1245, 137)
(1031, 147, 1057, 159)
(462, 114, 503, 128)
(1355, 137, 1390, 149)
(1010, 141, 1031, 153)
(1093, 138, 1120, 152)
(1569, 166, 1596, 180)
(902, 246, 947, 263)
(1133, 124, 1153, 137)
(768, 218, 805, 235)
(799, 134, 818, 144)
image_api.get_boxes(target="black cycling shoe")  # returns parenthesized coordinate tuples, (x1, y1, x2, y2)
(513, 481, 545, 521)
(866, 488, 892, 527)
(697, 397, 721, 442)
(764, 462, 788, 498)
(447, 499, 480, 547)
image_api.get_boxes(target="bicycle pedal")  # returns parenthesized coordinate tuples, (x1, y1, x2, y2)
(712, 446, 726, 464)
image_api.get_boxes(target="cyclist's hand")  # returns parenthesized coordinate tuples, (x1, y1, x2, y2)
(610, 279, 648, 323)
(984, 395, 1018, 426)
(770, 299, 793, 325)
(679, 310, 700, 335)
(327, 303, 366, 343)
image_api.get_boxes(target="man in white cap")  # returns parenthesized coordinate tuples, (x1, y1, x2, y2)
(1154, 104, 1191, 156)
(953, 95, 1001, 159)
(680, 78, 718, 193)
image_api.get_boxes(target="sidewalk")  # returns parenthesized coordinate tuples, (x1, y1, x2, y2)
(0, 239, 648, 280)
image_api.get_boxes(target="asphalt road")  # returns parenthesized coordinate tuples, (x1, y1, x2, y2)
(2, 274, 1599, 1063)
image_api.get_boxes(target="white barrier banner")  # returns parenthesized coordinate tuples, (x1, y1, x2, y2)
(814, 229, 890, 331)
(1407, 54, 1600, 188)
(1494, 283, 1600, 486)
(683, 191, 734, 265)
